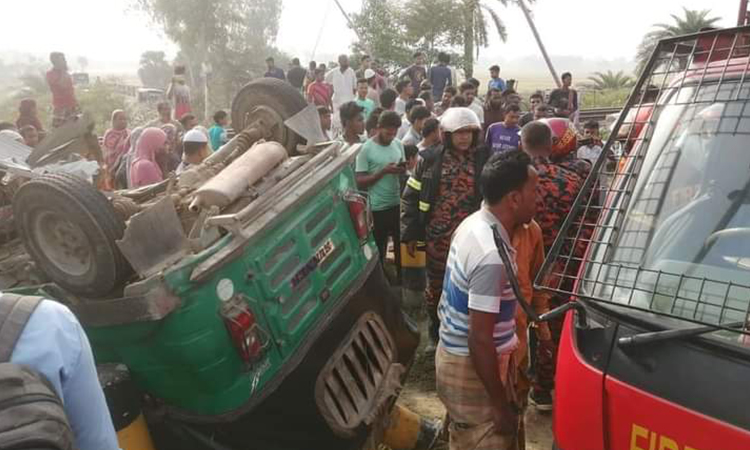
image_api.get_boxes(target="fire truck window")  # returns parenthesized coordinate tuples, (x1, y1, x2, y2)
(592, 80, 750, 327)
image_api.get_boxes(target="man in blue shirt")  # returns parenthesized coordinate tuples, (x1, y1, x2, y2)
(428, 52, 452, 101)
(6, 296, 120, 450)
(264, 57, 286, 80)
(486, 103, 522, 154)
(488, 65, 507, 94)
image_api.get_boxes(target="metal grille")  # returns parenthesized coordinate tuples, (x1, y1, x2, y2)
(536, 27, 750, 342)
(315, 313, 396, 437)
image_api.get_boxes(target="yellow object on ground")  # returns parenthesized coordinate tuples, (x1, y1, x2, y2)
(383, 403, 440, 450)
(400, 244, 426, 268)
(400, 243, 427, 291)
(117, 413, 156, 450)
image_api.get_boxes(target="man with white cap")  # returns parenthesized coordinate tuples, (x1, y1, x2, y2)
(401, 107, 490, 351)
(177, 128, 210, 174)
(364, 68, 382, 107)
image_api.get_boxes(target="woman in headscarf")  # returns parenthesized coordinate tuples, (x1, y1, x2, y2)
(16, 99, 44, 135)
(129, 127, 166, 188)
(157, 123, 180, 174)
(102, 110, 130, 169)
(113, 127, 144, 189)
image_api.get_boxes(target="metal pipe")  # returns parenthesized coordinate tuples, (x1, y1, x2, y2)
(189, 141, 287, 211)
(204, 127, 264, 166)
(206, 144, 342, 228)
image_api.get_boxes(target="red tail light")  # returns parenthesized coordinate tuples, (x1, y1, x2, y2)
(345, 192, 371, 243)
(220, 299, 263, 363)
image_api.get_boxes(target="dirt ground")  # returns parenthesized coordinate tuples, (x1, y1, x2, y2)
(396, 287, 554, 450)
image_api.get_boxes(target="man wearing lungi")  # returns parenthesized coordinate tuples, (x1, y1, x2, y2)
(436, 149, 538, 450)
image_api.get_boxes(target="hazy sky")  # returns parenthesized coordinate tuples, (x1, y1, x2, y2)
(0, 0, 740, 67)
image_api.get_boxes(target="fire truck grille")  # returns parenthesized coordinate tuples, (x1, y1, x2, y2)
(315, 313, 397, 437)
(536, 26, 750, 342)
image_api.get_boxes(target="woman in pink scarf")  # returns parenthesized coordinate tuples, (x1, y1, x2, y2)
(129, 127, 166, 188)
(102, 110, 130, 168)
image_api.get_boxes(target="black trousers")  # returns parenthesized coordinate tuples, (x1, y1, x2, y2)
(372, 206, 402, 284)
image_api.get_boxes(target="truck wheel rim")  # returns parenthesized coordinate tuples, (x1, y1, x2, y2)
(32, 210, 92, 277)
(246, 105, 287, 145)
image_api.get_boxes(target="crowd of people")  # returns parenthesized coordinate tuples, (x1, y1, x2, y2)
(290, 51, 604, 450)
(0, 49, 608, 450)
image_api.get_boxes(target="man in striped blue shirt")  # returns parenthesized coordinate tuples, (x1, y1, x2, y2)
(436, 149, 538, 450)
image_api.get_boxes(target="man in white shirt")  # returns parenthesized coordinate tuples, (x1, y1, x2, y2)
(326, 54, 357, 113)
(394, 80, 413, 116)
(577, 120, 604, 163)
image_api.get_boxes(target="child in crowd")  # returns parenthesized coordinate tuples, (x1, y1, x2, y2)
(355, 79, 376, 121)
(208, 110, 229, 151)
(19, 125, 39, 148)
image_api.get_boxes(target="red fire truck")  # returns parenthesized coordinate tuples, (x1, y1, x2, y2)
(535, 23, 750, 450)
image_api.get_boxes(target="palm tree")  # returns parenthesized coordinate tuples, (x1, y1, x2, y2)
(587, 71, 635, 90)
(461, 0, 508, 79)
(636, 8, 721, 72)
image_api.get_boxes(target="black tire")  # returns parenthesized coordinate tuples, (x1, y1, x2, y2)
(0, 181, 19, 244)
(14, 173, 131, 298)
(231, 78, 308, 154)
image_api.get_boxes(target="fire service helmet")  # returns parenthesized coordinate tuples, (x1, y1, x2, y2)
(540, 117, 577, 158)
(440, 107, 481, 133)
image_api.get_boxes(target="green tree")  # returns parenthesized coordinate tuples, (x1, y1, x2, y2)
(402, 0, 463, 57)
(134, 0, 283, 112)
(350, 0, 412, 74)
(587, 70, 635, 90)
(636, 8, 721, 72)
(351, 0, 477, 77)
(18, 73, 48, 97)
(77, 81, 128, 134)
(138, 51, 172, 89)
(460, 0, 509, 78)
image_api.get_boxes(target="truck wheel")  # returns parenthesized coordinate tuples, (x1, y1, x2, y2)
(14, 173, 131, 298)
(231, 78, 307, 155)
(0, 180, 19, 244)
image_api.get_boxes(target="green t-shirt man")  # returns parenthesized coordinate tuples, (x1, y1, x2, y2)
(356, 97, 376, 121)
(355, 136, 405, 212)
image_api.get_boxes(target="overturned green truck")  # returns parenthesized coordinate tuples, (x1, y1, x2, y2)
(4, 79, 421, 450)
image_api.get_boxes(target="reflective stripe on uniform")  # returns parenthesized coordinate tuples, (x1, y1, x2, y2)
(406, 177, 422, 191)
(419, 201, 430, 212)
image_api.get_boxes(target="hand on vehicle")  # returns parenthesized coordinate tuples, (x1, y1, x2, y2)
(491, 404, 519, 437)
(406, 241, 417, 257)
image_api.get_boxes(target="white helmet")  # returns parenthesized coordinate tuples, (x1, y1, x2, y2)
(440, 107, 481, 133)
